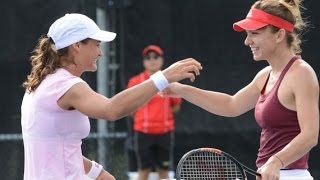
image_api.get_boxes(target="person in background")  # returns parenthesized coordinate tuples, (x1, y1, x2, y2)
(126, 45, 182, 180)
(21, 13, 202, 180)
(165, 0, 319, 179)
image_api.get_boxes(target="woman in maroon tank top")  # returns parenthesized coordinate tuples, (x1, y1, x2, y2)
(167, 0, 319, 179)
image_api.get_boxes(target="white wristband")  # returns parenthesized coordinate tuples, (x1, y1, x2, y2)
(150, 71, 169, 91)
(87, 161, 103, 179)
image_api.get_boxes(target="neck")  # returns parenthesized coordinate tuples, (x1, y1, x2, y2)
(62, 65, 82, 77)
(267, 49, 296, 74)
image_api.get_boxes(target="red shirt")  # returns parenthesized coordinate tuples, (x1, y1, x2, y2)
(255, 56, 309, 169)
(127, 71, 182, 134)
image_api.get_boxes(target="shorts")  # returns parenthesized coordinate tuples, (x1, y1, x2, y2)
(280, 169, 313, 180)
(134, 131, 174, 170)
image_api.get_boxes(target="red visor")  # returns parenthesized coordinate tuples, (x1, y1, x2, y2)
(233, 8, 294, 32)
(142, 45, 164, 56)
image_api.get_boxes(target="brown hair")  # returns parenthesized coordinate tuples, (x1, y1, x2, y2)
(23, 36, 92, 93)
(22, 36, 82, 93)
(253, 0, 308, 54)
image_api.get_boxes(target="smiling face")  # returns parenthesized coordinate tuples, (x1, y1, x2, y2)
(74, 39, 103, 72)
(244, 26, 280, 61)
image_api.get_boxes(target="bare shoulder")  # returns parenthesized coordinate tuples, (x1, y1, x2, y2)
(58, 82, 92, 109)
(255, 66, 272, 79)
(252, 66, 272, 87)
(288, 59, 319, 95)
(65, 82, 92, 98)
(290, 59, 319, 85)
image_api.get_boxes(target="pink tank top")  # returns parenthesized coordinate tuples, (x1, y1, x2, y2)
(21, 68, 90, 179)
(254, 56, 309, 169)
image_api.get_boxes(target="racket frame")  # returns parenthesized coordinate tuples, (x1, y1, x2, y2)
(176, 147, 261, 180)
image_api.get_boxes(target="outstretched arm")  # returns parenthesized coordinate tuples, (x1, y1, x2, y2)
(168, 82, 260, 117)
(167, 67, 270, 117)
(58, 58, 202, 121)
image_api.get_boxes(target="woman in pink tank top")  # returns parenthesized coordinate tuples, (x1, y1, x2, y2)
(167, 0, 319, 179)
(21, 13, 202, 180)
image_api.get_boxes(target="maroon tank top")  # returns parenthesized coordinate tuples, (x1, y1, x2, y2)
(254, 56, 309, 169)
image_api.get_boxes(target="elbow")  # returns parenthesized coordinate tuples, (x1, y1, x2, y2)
(219, 98, 243, 117)
(227, 111, 241, 118)
(308, 139, 318, 150)
(224, 108, 242, 118)
(102, 101, 127, 121)
(310, 135, 318, 148)
(214, 111, 240, 118)
(103, 110, 122, 121)
(109, 112, 123, 121)
(310, 128, 319, 147)
(304, 130, 319, 148)
(312, 140, 318, 147)
(107, 115, 119, 121)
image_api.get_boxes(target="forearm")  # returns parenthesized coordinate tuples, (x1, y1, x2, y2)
(172, 84, 236, 117)
(108, 79, 158, 120)
(272, 131, 318, 168)
(273, 100, 319, 168)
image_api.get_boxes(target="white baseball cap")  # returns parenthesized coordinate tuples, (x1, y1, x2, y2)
(47, 13, 116, 50)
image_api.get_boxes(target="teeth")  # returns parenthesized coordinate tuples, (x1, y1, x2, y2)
(251, 47, 258, 53)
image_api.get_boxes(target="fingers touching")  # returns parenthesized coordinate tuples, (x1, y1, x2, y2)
(163, 58, 203, 83)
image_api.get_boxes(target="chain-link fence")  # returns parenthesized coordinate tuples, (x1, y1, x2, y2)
(2, 132, 320, 180)
(0, 133, 128, 180)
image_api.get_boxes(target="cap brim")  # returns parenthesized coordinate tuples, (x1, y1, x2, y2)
(90, 30, 116, 42)
(233, 19, 268, 32)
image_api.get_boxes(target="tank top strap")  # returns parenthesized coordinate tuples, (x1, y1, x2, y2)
(278, 55, 300, 80)
(261, 56, 300, 95)
(273, 55, 300, 92)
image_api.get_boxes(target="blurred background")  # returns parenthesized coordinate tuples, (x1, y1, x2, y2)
(1, 0, 319, 179)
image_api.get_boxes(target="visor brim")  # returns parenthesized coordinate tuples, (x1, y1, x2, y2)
(233, 19, 268, 32)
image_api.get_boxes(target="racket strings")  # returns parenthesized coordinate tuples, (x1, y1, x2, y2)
(179, 151, 244, 179)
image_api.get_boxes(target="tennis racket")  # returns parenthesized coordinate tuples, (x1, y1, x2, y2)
(176, 147, 261, 180)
